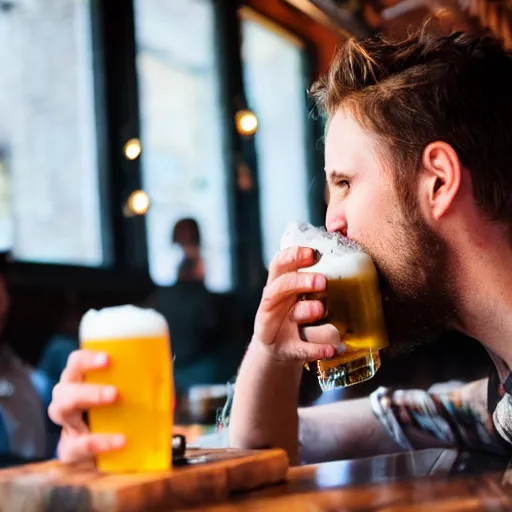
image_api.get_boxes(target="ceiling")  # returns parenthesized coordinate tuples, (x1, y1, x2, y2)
(290, 0, 512, 48)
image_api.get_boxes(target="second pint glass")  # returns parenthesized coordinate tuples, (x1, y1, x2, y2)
(282, 223, 388, 390)
(80, 305, 173, 472)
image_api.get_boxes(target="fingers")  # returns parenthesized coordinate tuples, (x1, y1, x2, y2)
(300, 324, 345, 352)
(49, 383, 118, 427)
(262, 272, 326, 310)
(60, 350, 109, 383)
(289, 300, 326, 324)
(58, 432, 126, 465)
(276, 341, 336, 363)
(254, 273, 326, 346)
(268, 247, 318, 282)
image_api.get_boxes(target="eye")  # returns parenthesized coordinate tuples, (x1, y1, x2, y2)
(337, 179, 350, 190)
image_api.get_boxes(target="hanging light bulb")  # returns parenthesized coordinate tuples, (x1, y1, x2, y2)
(125, 190, 150, 216)
(124, 138, 142, 160)
(235, 109, 258, 136)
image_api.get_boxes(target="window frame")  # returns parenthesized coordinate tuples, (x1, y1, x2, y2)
(238, 6, 323, 268)
(6, 0, 324, 292)
(7, 0, 150, 290)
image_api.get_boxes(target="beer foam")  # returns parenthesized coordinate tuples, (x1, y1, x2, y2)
(311, 251, 375, 279)
(79, 305, 168, 341)
(280, 222, 375, 279)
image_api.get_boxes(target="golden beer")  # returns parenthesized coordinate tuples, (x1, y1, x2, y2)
(80, 306, 173, 472)
(282, 223, 388, 390)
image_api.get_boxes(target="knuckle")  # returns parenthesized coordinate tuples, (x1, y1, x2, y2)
(304, 302, 316, 318)
(268, 251, 284, 275)
(53, 385, 82, 415)
(292, 246, 303, 261)
(288, 347, 302, 361)
(311, 300, 323, 316)
(48, 403, 63, 425)
(47, 402, 56, 421)
(82, 436, 94, 454)
(51, 383, 61, 402)
(93, 386, 105, 403)
(290, 301, 305, 320)
(310, 273, 325, 290)
(260, 290, 272, 310)
(295, 272, 309, 289)
(67, 350, 82, 370)
(309, 273, 319, 288)
(57, 442, 70, 463)
(262, 279, 280, 302)
(261, 284, 272, 299)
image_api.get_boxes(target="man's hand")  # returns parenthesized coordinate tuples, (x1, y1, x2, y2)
(229, 246, 345, 464)
(253, 246, 344, 363)
(48, 350, 126, 464)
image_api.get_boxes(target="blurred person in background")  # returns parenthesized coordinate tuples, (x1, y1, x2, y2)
(153, 218, 244, 410)
(0, 253, 55, 466)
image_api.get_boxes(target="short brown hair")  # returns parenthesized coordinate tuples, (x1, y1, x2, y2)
(312, 26, 512, 223)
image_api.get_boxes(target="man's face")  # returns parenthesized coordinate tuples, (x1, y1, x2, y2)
(324, 109, 456, 352)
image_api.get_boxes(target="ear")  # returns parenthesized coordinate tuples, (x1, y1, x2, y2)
(419, 141, 462, 221)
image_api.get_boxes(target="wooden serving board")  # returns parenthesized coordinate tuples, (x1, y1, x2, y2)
(0, 448, 289, 512)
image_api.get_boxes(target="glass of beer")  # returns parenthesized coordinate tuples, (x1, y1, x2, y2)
(281, 222, 388, 391)
(79, 305, 173, 472)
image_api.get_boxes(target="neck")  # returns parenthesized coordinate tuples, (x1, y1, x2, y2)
(452, 233, 512, 370)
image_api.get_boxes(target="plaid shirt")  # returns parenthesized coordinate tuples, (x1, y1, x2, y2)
(370, 356, 512, 455)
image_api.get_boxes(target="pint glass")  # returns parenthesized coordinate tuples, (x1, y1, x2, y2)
(281, 223, 388, 391)
(80, 305, 173, 472)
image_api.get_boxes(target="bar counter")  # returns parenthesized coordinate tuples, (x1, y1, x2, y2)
(183, 448, 511, 511)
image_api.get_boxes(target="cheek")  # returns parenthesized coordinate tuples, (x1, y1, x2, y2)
(344, 191, 384, 239)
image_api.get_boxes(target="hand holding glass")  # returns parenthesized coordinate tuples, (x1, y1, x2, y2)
(281, 223, 388, 390)
(79, 305, 173, 472)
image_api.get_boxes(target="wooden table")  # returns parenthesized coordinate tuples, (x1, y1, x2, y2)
(181, 449, 512, 511)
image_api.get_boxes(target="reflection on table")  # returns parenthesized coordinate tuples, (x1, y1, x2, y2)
(183, 448, 511, 512)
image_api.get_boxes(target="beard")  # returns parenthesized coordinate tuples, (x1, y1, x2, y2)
(362, 209, 458, 356)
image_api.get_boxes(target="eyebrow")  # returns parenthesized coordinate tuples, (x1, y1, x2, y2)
(325, 169, 353, 183)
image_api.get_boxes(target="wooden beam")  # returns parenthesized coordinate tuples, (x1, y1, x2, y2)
(282, 0, 371, 37)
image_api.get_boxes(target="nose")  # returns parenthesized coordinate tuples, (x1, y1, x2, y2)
(325, 204, 348, 237)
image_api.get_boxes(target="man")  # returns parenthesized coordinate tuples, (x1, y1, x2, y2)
(228, 27, 512, 465)
(47, 27, 512, 466)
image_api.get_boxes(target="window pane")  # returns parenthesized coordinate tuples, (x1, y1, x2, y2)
(135, 0, 232, 292)
(0, 0, 104, 266)
(0, 150, 12, 252)
(241, 14, 311, 267)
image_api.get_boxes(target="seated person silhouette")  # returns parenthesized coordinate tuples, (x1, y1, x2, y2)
(154, 219, 239, 398)
(0, 253, 55, 466)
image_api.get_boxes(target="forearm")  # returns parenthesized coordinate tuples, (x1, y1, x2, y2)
(298, 397, 401, 464)
(229, 340, 304, 465)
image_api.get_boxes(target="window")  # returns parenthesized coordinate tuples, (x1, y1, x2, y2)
(240, 10, 312, 267)
(135, 0, 233, 292)
(0, 0, 104, 266)
(0, 148, 11, 252)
